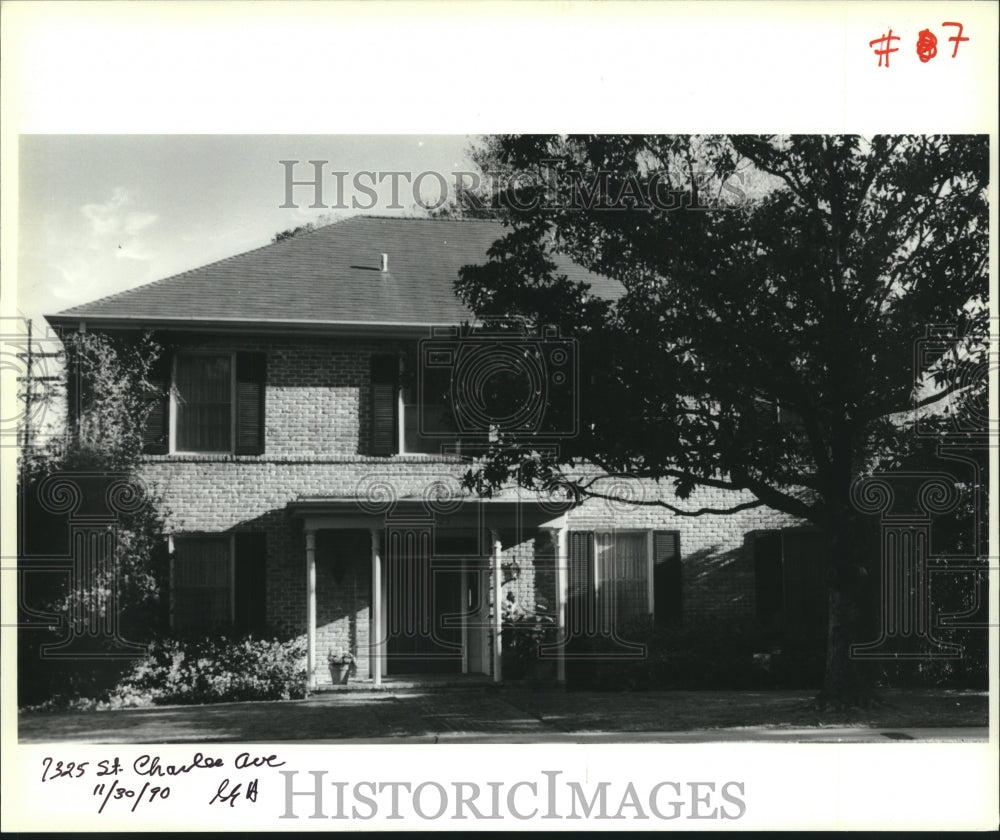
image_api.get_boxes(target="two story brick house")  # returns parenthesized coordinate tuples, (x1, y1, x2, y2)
(45, 216, 817, 688)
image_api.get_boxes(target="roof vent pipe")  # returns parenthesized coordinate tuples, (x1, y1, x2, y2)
(381, 253, 388, 273)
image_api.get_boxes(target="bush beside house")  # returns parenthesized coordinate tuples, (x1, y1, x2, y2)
(24, 636, 307, 711)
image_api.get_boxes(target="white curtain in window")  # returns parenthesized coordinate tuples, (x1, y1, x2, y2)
(595, 531, 649, 630)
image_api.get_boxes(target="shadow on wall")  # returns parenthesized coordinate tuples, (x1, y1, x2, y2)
(211, 509, 373, 687)
(682, 541, 756, 627)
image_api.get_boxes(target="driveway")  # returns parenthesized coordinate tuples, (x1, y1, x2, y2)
(18, 687, 988, 744)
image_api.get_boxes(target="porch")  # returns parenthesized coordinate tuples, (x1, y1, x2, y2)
(287, 496, 572, 690)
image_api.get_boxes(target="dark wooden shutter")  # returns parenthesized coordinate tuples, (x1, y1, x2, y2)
(234, 532, 267, 635)
(780, 530, 827, 643)
(235, 352, 266, 455)
(567, 531, 594, 636)
(142, 351, 171, 454)
(371, 354, 399, 455)
(653, 530, 682, 627)
(753, 531, 783, 630)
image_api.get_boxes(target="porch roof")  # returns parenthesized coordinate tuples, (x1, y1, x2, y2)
(287, 495, 573, 532)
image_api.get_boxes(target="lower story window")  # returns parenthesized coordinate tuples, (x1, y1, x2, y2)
(172, 533, 266, 634)
(595, 531, 651, 626)
(568, 530, 681, 634)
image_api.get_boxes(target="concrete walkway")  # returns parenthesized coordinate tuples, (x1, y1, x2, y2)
(19, 687, 988, 744)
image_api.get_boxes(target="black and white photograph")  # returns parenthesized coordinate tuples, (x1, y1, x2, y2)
(2, 2, 997, 832)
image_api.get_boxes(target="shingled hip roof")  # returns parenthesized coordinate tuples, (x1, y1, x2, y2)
(46, 216, 619, 332)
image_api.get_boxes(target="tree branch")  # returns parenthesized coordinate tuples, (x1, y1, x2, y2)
(572, 485, 767, 517)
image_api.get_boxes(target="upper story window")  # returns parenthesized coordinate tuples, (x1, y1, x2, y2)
(176, 354, 232, 452)
(370, 351, 483, 456)
(143, 351, 266, 455)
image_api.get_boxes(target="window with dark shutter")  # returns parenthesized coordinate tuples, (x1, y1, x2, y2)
(595, 531, 649, 627)
(173, 536, 231, 631)
(653, 530, 682, 626)
(142, 351, 171, 454)
(371, 354, 399, 455)
(235, 352, 266, 455)
(176, 354, 232, 452)
(234, 531, 267, 635)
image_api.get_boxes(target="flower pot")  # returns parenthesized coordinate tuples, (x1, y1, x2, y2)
(330, 663, 351, 685)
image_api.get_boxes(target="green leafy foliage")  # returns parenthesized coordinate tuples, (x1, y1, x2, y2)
(112, 636, 308, 706)
(24, 636, 308, 710)
(18, 331, 171, 706)
(272, 222, 316, 243)
(456, 135, 989, 702)
(501, 592, 557, 680)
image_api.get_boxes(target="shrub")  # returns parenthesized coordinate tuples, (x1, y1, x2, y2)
(107, 635, 308, 707)
(501, 592, 557, 680)
(565, 617, 817, 691)
(501, 611, 555, 680)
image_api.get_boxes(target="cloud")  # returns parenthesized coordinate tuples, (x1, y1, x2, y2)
(19, 189, 162, 317)
(81, 187, 158, 238)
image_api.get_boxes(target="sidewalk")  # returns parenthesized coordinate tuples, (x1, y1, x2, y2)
(18, 687, 988, 744)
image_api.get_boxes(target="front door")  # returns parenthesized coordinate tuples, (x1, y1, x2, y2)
(385, 523, 463, 674)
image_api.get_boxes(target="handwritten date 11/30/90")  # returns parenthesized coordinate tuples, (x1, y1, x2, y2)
(93, 781, 170, 815)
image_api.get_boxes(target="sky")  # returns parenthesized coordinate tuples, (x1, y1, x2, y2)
(17, 135, 476, 328)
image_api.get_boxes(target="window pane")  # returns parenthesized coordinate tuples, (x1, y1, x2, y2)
(596, 532, 649, 629)
(614, 532, 649, 624)
(174, 537, 230, 631)
(176, 355, 232, 452)
(404, 357, 486, 454)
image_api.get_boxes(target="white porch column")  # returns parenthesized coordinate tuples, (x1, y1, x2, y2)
(305, 528, 317, 690)
(491, 529, 503, 683)
(370, 526, 382, 686)
(555, 526, 568, 683)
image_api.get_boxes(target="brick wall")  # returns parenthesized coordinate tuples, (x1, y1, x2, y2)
(154, 334, 412, 457)
(563, 489, 802, 628)
(141, 334, 802, 677)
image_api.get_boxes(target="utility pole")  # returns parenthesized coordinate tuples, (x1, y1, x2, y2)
(17, 318, 63, 453)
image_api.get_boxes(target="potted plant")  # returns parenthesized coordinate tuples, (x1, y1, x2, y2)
(327, 650, 355, 685)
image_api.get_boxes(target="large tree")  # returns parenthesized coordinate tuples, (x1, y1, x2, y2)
(18, 331, 169, 705)
(452, 135, 989, 707)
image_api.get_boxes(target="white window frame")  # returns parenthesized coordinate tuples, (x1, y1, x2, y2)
(578, 529, 655, 623)
(169, 533, 236, 630)
(170, 351, 237, 455)
(397, 367, 465, 457)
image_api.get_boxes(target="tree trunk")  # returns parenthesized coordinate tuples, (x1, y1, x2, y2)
(815, 520, 878, 710)
(817, 584, 869, 708)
